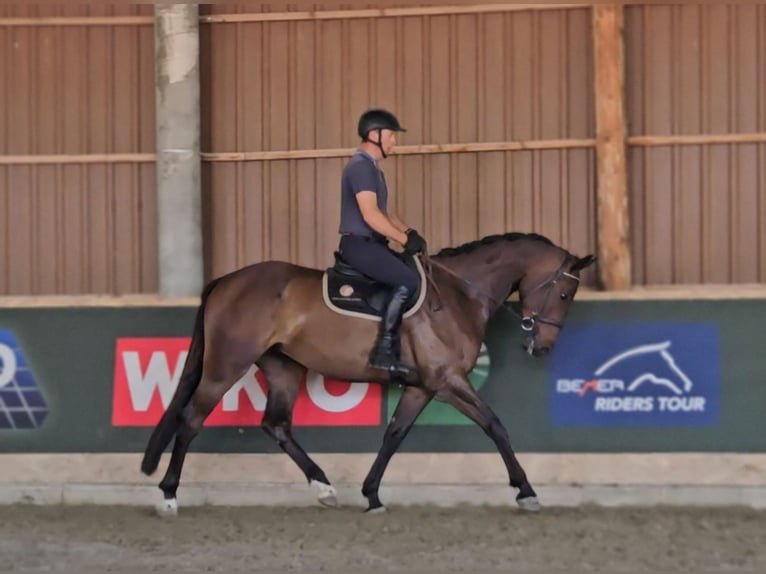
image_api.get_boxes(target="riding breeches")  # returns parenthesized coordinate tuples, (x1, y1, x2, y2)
(338, 235, 419, 293)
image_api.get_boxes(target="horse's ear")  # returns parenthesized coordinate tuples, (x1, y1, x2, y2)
(571, 254, 596, 271)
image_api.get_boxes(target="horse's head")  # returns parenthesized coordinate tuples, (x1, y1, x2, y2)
(429, 232, 596, 357)
(515, 252, 596, 357)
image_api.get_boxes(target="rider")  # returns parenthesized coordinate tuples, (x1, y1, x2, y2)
(338, 108, 428, 378)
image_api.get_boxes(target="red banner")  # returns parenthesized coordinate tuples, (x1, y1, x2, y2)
(112, 338, 381, 426)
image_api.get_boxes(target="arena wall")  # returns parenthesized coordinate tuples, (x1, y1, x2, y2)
(1, 291, 764, 508)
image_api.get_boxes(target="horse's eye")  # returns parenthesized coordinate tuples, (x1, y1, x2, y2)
(560, 292, 569, 301)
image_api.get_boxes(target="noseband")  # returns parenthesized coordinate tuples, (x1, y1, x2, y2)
(512, 258, 580, 333)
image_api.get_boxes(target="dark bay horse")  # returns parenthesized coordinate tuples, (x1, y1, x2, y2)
(140, 232, 595, 515)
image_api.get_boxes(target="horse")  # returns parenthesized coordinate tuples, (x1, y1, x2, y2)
(140, 231, 595, 515)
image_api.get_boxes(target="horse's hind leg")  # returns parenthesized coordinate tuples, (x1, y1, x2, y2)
(157, 349, 256, 516)
(257, 351, 337, 507)
(361, 386, 433, 513)
(438, 371, 541, 512)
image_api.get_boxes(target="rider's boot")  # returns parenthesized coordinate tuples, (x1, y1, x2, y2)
(368, 285, 414, 378)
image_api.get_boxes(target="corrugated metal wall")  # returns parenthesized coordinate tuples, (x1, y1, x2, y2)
(0, 3, 763, 295)
(625, 4, 766, 285)
(201, 5, 597, 282)
(0, 4, 156, 295)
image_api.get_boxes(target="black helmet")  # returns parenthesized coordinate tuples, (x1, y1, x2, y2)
(357, 108, 406, 141)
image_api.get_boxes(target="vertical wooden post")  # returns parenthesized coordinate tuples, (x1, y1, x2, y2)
(593, 4, 631, 290)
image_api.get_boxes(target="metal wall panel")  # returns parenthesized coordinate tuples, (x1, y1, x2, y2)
(0, 164, 156, 294)
(201, 7, 597, 285)
(625, 4, 766, 285)
(0, 4, 156, 295)
(4, 3, 762, 294)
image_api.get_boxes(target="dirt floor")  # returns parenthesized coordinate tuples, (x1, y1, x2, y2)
(0, 503, 764, 572)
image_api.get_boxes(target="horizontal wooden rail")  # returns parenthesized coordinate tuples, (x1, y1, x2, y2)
(395, 139, 595, 154)
(200, 3, 586, 24)
(0, 153, 155, 166)
(0, 140, 594, 165)
(0, 16, 153, 27)
(0, 4, 587, 28)
(628, 133, 766, 146)
(203, 139, 596, 162)
(4, 133, 766, 165)
(204, 148, 352, 162)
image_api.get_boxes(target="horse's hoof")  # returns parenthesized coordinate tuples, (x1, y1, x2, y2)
(156, 497, 178, 518)
(365, 505, 387, 514)
(310, 479, 338, 508)
(517, 496, 541, 512)
(319, 493, 338, 508)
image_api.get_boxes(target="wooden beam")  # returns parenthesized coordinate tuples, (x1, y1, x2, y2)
(6, 133, 766, 166)
(593, 4, 631, 290)
(628, 132, 766, 146)
(0, 153, 155, 165)
(200, 4, 586, 24)
(202, 139, 595, 162)
(0, 139, 595, 165)
(0, 4, 590, 27)
(0, 16, 153, 27)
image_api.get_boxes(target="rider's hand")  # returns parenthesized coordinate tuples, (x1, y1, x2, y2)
(404, 228, 427, 255)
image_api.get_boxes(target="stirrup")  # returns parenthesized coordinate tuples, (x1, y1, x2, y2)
(368, 350, 413, 377)
(370, 359, 413, 378)
(370, 362, 413, 379)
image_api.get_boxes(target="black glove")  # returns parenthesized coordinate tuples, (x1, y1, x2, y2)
(404, 228, 427, 255)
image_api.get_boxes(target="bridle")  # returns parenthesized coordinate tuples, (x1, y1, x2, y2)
(421, 254, 579, 334)
(512, 257, 580, 332)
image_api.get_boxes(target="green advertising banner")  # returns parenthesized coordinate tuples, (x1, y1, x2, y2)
(0, 299, 764, 454)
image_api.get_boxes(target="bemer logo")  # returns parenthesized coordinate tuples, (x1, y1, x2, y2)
(549, 323, 719, 426)
(112, 338, 381, 426)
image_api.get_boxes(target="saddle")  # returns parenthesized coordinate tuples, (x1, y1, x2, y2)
(321, 251, 427, 321)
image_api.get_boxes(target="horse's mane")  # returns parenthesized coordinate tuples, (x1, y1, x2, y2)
(434, 232, 555, 258)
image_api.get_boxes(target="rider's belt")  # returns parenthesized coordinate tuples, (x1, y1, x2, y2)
(341, 233, 386, 243)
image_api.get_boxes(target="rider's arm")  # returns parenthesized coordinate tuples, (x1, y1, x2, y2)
(356, 192, 409, 245)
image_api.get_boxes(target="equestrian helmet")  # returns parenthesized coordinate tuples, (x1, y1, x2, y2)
(357, 108, 407, 141)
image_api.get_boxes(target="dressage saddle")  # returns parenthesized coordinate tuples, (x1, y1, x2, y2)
(323, 251, 423, 319)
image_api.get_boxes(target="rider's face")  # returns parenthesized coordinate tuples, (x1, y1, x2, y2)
(380, 128, 397, 154)
(369, 128, 397, 156)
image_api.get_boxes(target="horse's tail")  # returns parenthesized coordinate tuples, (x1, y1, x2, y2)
(140, 277, 220, 476)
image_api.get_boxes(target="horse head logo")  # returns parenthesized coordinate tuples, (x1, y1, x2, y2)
(594, 340, 693, 396)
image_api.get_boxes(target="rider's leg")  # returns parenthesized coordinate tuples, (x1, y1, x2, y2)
(339, 236, 419, 376)
(368, 283, 414, 376)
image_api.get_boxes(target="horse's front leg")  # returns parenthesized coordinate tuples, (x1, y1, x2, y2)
(361, 385, 434, 513)
(439, 371, 540, 511)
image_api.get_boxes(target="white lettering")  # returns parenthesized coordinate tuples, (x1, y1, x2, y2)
(221, 366, 267, 411)
(122, 350, 368, 415)
(122, 350, 186, 411)
(0, 344, 17, 389)
(658, 396, 706, 412)
(594, 396, 654, 412)
(597, 379, 625, 392)
(305, 371, 368, 413)
(557, 379, 585, 393)
(557, 378, 626, 393)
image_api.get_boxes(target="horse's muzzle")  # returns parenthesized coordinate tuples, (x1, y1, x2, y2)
(522, 335, 550, 357)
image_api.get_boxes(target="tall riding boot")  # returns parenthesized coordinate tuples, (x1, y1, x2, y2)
(368, 285, 414, 378)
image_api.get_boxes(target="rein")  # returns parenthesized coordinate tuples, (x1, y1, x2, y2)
(419, 253, 579, 332)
